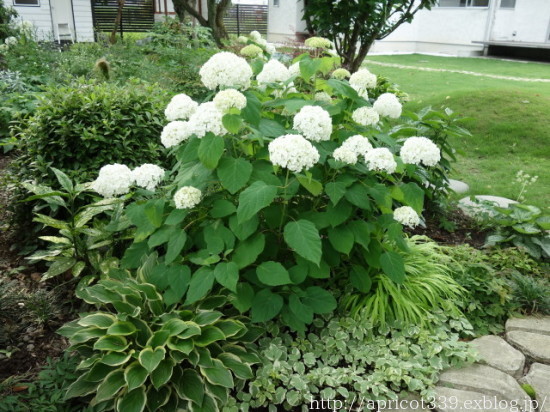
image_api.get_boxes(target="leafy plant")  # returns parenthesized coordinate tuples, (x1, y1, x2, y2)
(509, 272, 550, 315)
(58, 270, 260, 411)
(23, 168, 127, 283)
(227, 312, 475, 410)
(481, 202, 550, 260)
(341, 236, 465, 326)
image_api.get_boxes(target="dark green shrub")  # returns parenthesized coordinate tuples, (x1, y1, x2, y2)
(12, 79, 168, 186)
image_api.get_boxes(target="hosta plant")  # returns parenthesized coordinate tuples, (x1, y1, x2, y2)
(87, 46, 460, 334)
(58, 268, 260, 412)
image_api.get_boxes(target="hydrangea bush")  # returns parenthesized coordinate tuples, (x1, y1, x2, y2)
(86, 46, 456, 335)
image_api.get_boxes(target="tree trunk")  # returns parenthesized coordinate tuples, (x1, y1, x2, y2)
(109, 0, 125, 44)
(173, 1, 187, 21)
(349, 38, 375, 73)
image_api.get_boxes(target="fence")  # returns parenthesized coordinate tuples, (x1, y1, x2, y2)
(223, 4, 268, 36)
(91, 0, 155, 35)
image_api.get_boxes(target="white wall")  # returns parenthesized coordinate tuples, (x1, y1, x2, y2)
(268, 0, 306, 42)
(72, 0, 94, 42)
(13, 1, 55, 41)
(491, 0, 550, 43)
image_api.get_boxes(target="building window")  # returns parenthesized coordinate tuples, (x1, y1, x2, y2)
(438, 0, 489, 7)
(273, 0, 279, 6)
(13, 0, 40, 6)
(500, 0, 516, 8)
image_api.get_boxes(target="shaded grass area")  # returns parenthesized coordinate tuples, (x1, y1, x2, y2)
(366, 53, 550, 79)
(364, 58, 550, 210)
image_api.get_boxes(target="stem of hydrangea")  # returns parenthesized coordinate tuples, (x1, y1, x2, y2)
(278, 169, 291, 233)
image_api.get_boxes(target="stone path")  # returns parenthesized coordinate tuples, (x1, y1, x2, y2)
(365, 60, 550, 83)
(433, 317, 550, 412)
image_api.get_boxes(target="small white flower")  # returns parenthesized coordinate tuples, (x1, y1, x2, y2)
(314, 92, 332, 103)
(174, 186, 202, 209)
(333, 147, 358, 165)
(400, 136, 441, 167)
(304, 36, 332, 49)
(132, 164, 165, 191)
(351, 106, 380, 126)
(257, 60, 291, 85)
(92, 164, 134, 197)
(4, 36, 17, 46)
(199, 52, 253, 90)
(164, 93, 198, 121)
(293, 105, 333, 142)
(349, 69, 377, 98)
(189, 102, 227, 138)
(373, 93, 402, 119)
(332, 68, 351, 79)
(250, 31, 262, 42)
(364, 148, 397, 174)
(341, 135, 373, 158)
(161, 121, 195, 148)
(213, 89, 247, 113)
(393, 206, 421, 228)
(268, 134, 320, 173)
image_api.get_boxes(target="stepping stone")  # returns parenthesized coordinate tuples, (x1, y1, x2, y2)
(506, 330, 550, 363)
(449, 179, 469, 194)
(434, 387, 521, 412)
(471, 335, 525, 378)
(522, 363, 550, 412)
(437, 364, 533, 410)
(458, 195, 517, 217)
(506, 317, 550, 336)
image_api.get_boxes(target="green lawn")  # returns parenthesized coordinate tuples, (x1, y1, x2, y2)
(364, 54, 550, 210)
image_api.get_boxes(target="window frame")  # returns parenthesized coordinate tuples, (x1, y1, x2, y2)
(13, 0, 40, 7)
(438, 0, 489, 7)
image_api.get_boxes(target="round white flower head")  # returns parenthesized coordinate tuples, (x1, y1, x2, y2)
(237, 35, 249, 44)
(314, 92, 332, 103)
(92, 164, 134, 198)
(400, 136, 441, 167)
(293, 105, 333, 142)
(364, 148, 397, 174)
(161, 121, 195, 148)
(332, 68, 351, 79)
(257, 59, 291, 85)
(256, 38, 267, 47)
(199, 52, 253, 90)
(240, 44, 263, 58)
(213, 89, 247, 113)
(189, 102, 227, 138)
(289, 62, 301, 77)
(373, 93, 402, 119)
(250, 30, 262, 41)
(268, 134, 320, 173)
(393, 206, 421, 228)
(341, 135, 373, 158)
(352, 106, 380, 126)
(132, 164, 165, 191)
(333, 147, 358, 165)
(5, 36, 17, 46)
(265, 43, 276, 54)
(174, 186, 202, 209)
(304, 36, 332, 49)
(349, 69, 377, 97)
(164, 93, 198, 121)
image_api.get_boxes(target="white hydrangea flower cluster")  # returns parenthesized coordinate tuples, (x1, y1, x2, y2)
(333, 147, 357, 165)
(293, 105, 333, 142)
(268, 134, 320, 173)
(352, 106, 380, 127)
(164, 93, 198, 121)
(250, 31, 262, 42)
(91, 164, 134, 198)
(4, 36, 17, 46)
(189, 102, 227, 138)
(237, 35, 248, 44)
(349, 69, 377, 99)
(174, 186, 202, 209)
(257, 60, 291, 85)
(364, 148, 397, 174)
(332, 68, 351, 79)
(240, 44, 263, 58)
(213, 89, 247, 113)
(400, 136, 441, 167)
(341, 135, 373, 158)
(373, 93, 402, 119)
(199, 52, 253, 90)
(314, 92, 332, 103)
(289, 62, 301, 77)
(265, 43, 276, 55)
(161, 120, 195, 148)
(132, 164, 165, 191)
(393, 206, 421, 228)
(304, 36, 332, 49)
